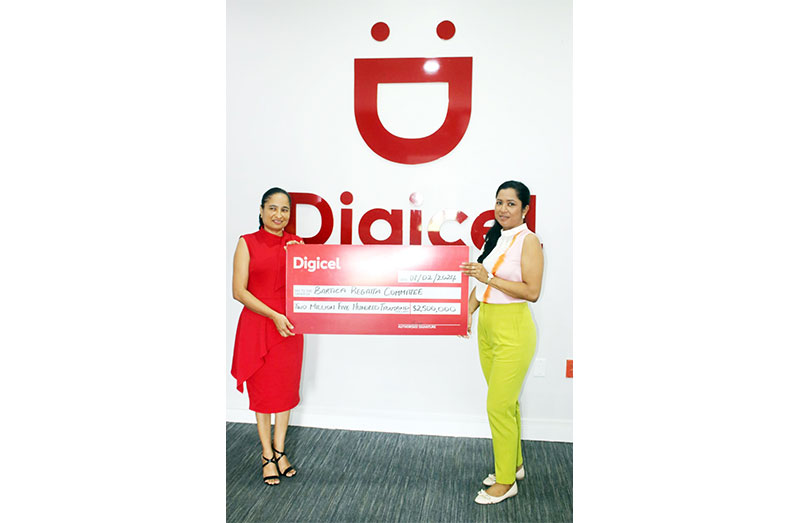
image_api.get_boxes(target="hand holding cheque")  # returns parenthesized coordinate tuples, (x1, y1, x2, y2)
(460, 261, 490, 283)
(272, 240, 303, 337)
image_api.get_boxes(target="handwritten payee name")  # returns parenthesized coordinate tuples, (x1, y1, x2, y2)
(310, 286, 424, 297)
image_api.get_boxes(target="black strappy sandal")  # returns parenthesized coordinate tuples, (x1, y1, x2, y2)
(272, 447, 296, 477)
(261, 454, 280, 485)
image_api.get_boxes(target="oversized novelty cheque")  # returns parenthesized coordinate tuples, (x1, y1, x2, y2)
(286, 244, 468, 335)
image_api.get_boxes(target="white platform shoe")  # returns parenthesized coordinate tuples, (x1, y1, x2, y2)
(474, 482, 518, 504)
(482, 466, 525, 486)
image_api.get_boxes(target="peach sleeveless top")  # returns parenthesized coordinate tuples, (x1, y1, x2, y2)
(474, 223, 537, 304)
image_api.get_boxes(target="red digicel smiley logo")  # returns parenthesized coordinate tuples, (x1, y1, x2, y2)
(354, 20, 472, 165)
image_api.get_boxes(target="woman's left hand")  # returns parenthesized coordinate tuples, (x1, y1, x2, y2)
(285, 239, 304, 250)
(460, 262, 490, 284)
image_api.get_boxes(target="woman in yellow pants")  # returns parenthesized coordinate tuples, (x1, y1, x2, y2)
(461, 180, 544, 505)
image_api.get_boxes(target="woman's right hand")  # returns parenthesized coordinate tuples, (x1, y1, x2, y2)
(271, 313, 296, 337)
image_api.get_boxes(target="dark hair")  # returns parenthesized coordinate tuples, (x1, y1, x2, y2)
(477, 181, 531, 263)
(258, 187, 292, 229)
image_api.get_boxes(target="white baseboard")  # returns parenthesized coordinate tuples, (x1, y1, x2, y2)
(226, 407, 572, 443)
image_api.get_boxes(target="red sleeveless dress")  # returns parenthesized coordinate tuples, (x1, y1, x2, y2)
(231, 228, 304, 413)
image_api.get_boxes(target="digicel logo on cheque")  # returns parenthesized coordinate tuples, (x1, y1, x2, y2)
(293, 256, 342, 272)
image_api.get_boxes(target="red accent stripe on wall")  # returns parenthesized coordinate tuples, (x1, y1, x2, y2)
(526, 195, 536, 232)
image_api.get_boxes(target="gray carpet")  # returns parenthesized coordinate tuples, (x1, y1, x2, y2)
(227, 422, 572, 523)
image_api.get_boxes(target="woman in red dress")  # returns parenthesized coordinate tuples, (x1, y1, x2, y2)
(231, 187, 304, 486)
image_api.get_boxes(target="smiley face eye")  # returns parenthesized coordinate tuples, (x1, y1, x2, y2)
(436, 20, 455, 40)
(371, 22, 390, 41)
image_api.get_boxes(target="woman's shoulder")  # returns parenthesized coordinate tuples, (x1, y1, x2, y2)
(239, 230, 261, 243)
(521, 228, 538, 239)
(521, 229, 542, 249)
(284, 231, 304, 243)
(240, 230, 274, 251)
(510, 227, 537, 242)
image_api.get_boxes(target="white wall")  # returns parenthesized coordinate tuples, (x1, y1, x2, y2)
(227, 0, 572, 442)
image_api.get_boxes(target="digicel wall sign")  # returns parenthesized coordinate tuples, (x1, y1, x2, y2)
(285, 191, 536, 249)
(355, 20, 472, 165)
(285, 21, 538, 248)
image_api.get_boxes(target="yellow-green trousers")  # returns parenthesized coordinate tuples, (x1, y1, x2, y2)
(478, 302, 536, 485)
